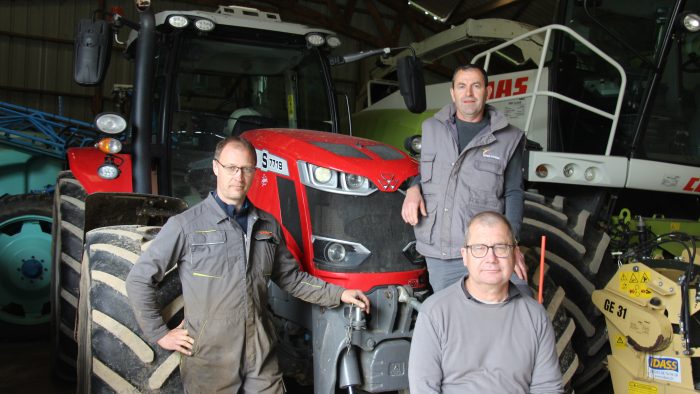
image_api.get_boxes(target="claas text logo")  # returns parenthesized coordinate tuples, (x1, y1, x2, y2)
(649, 357, 679, 371)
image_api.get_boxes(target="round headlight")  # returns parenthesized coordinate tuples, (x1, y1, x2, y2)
(683, 13, 700, 32)
(345, 173, 366, 190)
(535, 164, 548, 178)
(404, 135, 422, 155)
(312, 166, 333, 184)
(195, 18, 215, 32)
(97, 163, 120, 180)
(167, 15, 189, 28)
(563, 163, 575, 178)
(306, 33, 325, 47)
(584, 167, 596, 182)
(95, 138, 123, 154)
(94, 112, 127, 134)
(326, 243, 346, 263)
(326, 36, 341, 48)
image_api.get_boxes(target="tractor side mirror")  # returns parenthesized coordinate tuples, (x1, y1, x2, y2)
(397, 56, 426, 114)
(73, 19, 113, 86)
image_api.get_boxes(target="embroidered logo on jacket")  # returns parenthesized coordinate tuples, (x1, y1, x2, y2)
(481, 148, 501, 160)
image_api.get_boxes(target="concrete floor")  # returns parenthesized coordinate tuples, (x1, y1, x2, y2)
(0, 337, 615, 394)
(0, 338, 75, 394)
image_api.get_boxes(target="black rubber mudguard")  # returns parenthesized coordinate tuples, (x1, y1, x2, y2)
(84, 193, 188, 233)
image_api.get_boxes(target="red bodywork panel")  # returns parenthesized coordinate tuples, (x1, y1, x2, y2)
(244, 129, 426, 292)
(67, 147, 133, 194)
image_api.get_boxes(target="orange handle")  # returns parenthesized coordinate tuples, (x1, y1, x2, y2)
(538, 235, 546, 304)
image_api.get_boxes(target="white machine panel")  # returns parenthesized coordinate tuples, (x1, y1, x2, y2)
(626, 159, 700, 195)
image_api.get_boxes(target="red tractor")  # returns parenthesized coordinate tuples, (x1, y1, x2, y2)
(54, 2, 427, 393)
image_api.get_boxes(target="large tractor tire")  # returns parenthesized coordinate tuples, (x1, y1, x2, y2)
(77, 225, 183, 393)
(50, 171, 87, 380)
(521, 191, 615, 393)
(0, 193, 53, 339)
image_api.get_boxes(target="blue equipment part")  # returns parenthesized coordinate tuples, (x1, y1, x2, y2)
(0, 101, 100, 159)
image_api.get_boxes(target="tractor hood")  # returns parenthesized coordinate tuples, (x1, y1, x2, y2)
(243, 129, 418, 192)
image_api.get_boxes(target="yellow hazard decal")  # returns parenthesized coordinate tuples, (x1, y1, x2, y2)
(628, 380, 657, 394)
(614, 335, 626, 348)
(619, 271, 652, 298)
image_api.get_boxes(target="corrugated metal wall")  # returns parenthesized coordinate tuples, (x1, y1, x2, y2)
(1, 1, 350, 122)
(0, 0, 552, 123)
(0, 0, 376, 123)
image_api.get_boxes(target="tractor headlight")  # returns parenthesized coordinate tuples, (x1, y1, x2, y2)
(94, 112, 127, 134)
(682, 12, 700, 32)
(299, 161, 376, 196)
(326, 35, 341, 48)
(306, 33, 325, 47)
(312, 165, 335, 184)
(343, 173, 368, 190)
(326, 243, 347, 263)
(194, 18, 215, 32)
(95, 138, 123, 154)
(312, 236, 370, 267)
(97, 162, 120, 180)
(167, 15, 189, 28)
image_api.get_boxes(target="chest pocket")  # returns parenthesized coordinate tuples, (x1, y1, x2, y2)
(253, 230, 278, 279)
(188, 231, 228, 278)
(419, 152, 436, 183)
(471, 158, 506, 206)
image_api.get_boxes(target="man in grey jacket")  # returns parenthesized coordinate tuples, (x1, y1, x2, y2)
(401, 64, 527, 292)
(126, 136, 370, 393)
(408, 211, 563, 393)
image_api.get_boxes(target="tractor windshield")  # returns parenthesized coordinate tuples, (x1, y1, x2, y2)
(561, 0, 700, 166)
(156, 33, 335, 203)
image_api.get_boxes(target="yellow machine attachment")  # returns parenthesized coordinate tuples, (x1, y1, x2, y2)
(593, 258, 700, 393)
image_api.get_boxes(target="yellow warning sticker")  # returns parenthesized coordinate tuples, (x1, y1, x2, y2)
(614, 335, 626, 348)
(619, 271, 652, 298)
(629, 380, 658, 394)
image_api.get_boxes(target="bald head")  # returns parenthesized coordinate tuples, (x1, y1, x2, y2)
(464, 211, 515, 247)
(215, 136, 256, 161)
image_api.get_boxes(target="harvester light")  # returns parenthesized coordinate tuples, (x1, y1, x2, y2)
(682, 13, 700, 32)
(584, 167, 596, 181)
(94, 112, 127, 134)
(404, 135, 422, 155)
(326, 36, 341, 48)
(326, 243, 347, 263)
(97, 162, 120, 180)
(306, 33, 325, 47)
(95, 138, 123, 154)
(535, 164, 548, 178)
(195, 18, 215, 32)
(563, 164, 575, 178)
(312, 165, 334, 184)
(344, 173, 367, 190)
(167, 15, 189, 28)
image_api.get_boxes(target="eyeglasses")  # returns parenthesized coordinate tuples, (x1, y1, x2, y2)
(215, 159, 256, 177)
(464, 243, 515, 258)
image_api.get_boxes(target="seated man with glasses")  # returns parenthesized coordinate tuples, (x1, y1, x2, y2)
(408, 211, 563, 394)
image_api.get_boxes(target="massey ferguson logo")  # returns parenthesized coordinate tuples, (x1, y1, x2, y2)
(378, 173, 397, 190)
